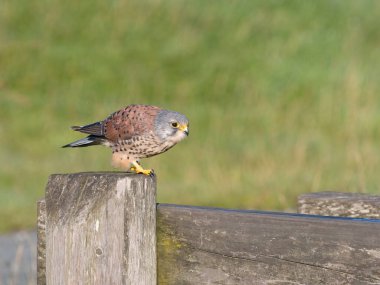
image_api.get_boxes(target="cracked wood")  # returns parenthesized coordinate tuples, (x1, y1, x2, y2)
(157, 204, 380, 285)
(298, 191, 380, 218)
(38, 172, 156, 285)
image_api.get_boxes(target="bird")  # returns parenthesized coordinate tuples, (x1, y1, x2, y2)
(63, 104, 189, 176)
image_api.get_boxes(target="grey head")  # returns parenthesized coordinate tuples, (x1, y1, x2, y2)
(154, 110, 189, 142)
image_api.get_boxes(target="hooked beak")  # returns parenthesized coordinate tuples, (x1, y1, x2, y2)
(179, 125, 189, 136)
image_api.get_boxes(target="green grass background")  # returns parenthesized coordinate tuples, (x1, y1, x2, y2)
(1, 0, 380, 232)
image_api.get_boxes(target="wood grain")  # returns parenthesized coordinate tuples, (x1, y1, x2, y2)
(298, 191, 380, 218)
(157, 204, 380, 285)
(41, 172, 156, 285)
(38, 175, 380, 285)
(37, 199, 46, 285)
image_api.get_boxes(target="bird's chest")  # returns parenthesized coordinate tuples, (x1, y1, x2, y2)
(112, 134, 171, 158)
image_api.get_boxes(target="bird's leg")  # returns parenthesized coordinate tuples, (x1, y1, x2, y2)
(129, 160, 139, 172)
(130, 161, 154, 176)
(130, 160, 145, 173)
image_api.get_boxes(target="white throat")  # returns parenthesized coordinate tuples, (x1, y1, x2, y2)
(168, 131, 187, 144)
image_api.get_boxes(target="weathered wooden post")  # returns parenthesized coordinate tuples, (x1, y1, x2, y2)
(298, 191, 380, 218)
(37, 199, 46, 285)
(37, 172, 156, 285)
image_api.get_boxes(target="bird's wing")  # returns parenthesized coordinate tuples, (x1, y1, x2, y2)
(71, 122, 104, 136)
(103, 105, 160, 142)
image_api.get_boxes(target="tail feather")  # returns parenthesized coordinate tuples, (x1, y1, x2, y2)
(71, 122, 103, 136)
(62, 135, 106, 148)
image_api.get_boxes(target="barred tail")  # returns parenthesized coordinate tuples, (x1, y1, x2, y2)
(62, 135, 106, 148)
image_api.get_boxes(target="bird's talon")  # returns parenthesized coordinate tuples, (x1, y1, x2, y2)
(131, 161, 154, 176)
(137, 169, 153, 176)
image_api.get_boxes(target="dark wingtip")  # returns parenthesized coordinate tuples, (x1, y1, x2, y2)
(62, 144, 71, 148)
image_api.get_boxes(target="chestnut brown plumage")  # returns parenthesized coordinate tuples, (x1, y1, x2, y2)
(63, 104, 189, 175)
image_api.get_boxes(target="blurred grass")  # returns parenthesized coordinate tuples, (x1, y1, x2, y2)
(1, 0, 380, 232)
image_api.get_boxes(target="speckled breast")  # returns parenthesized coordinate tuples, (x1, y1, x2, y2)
(112, 132, 175, 159)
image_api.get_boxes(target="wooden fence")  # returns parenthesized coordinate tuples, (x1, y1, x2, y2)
(37, 173, 380, 285)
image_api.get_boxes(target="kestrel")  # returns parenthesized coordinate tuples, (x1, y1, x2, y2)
(63, 104, 189, 176)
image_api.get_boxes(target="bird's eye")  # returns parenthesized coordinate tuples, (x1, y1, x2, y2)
(171, 122, 179, 128)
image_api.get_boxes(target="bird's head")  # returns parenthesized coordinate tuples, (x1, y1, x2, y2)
(155, 110, 189, 143)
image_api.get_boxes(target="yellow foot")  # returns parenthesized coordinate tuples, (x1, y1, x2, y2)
(137, 168, 154, 176)
(130, 162, 155, 177)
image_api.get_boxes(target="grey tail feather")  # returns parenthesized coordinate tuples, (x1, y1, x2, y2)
(62, 135, 105, 148)
(71, 121, 103, 136)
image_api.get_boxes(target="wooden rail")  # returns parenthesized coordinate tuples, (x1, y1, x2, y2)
(298, 191, 380, 218)
(157, 204, 380, 284)
(37, 173, 380, 285)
